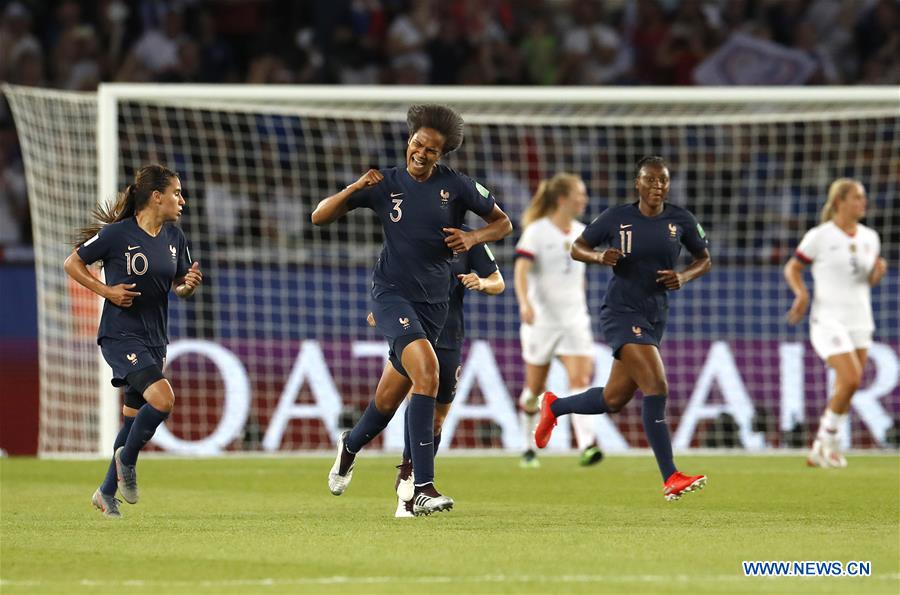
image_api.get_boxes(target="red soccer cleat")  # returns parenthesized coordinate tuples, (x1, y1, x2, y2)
(663, 471, 707, 501)
(533, 392, 559, 449)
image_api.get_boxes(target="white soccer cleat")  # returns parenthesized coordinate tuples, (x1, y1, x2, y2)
(328, 431, 356, 495)
(412, 487, 454, 516)
(394, 497, 414, 518)
(395, 464, 414, 503)
(820, 433, 848, 468)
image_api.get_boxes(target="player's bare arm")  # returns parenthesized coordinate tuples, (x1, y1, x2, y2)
(656, 247, 711, 290)
(783, 256, 810, 325)
(443, 205, 512, 252)
(173, 261, 203, 298)
(571, 236, 622, 267)
(513, 257, 535, 325)
(64, 250, 140, 307)
(311, 169, 384, 225)
(458, 269, 504, 295)
(869, 257, 887, 287)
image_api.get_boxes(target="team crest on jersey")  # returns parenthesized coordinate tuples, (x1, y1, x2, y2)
(439, 189, 450, 208)
(399, 317, 410, 330)
(126, 353, 138, 365)
(169, 245, 177, 260)
(668, 223, 677, 237)
(632, 326, 643, 337)
(849, 243, 856, 253)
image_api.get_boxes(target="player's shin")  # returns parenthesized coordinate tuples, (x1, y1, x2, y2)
(100, 415, 135, 495)
(518, 388, 539, 450)
(408, 394, 436, 486)
(641, 395, 676, 481)
(551, 387, 609, 416)
(346, 400, 395, 453)
(120, 403, 169, 466)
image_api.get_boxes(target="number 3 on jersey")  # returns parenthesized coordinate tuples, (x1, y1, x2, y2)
(619, 229, 633, 254)
(126, 252, 148, 275)
(390, 198, 403, 222)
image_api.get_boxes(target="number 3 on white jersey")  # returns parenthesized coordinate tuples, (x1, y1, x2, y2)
(390, 198, 403, 222)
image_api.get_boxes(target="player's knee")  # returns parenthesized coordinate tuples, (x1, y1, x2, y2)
(410, 367, 440, 396)
(642, 378, 668, 397)
(518, 388, 539, 412)
(605, 397, 626, 414)
(839, 371, 862, 394)
(145, 381, 175, 412)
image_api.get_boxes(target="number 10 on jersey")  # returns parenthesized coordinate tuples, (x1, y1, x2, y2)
(619, 229, 633, 254)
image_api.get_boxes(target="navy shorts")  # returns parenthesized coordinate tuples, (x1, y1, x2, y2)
(100, 338, 167, 406)
(599, 305, 667, 359)
(435, 346, 462, 404)
(370, 290, 449, 377)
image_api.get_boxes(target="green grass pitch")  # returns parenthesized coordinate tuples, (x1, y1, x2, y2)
(1, 454, 898, 594)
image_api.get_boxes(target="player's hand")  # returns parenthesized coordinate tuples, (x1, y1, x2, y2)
(458, 273, 485, 292)
(443, 227, 477, 252)
(519, 302, 535, 325)
(351, 169, 383, 191)
(106, 283, 140, 307)
(656, 269, 685, 290)
(366, 312, 376, 327)
(786, 294, 809, 325)
(183, 262, 203, 290)
(870, 257, 887, 286)
(597, 248, 624, 266)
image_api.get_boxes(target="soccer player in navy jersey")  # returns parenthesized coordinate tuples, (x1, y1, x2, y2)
(386, 228, 505, 517)
(533, 156, 711, 501)
(312, 104, 512, 515)
(64, 164, 202, 518)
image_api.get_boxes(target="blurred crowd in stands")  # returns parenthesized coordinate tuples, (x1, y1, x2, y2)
(1, 0, 898, 260)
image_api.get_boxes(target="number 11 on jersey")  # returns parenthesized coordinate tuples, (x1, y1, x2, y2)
(619, 229, 633, 254)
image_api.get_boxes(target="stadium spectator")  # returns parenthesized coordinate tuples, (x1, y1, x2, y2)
(784, 178, 888, 468)
(532, 157, 711, 501)
(313, 104, 512, 516)
(515, 174, 604, 468)
(63, 164, 202, 518)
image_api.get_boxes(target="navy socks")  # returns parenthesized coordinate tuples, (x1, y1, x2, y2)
(120, 403, 169, 466)
(408, 394, 436, 486)
(346, 400, 394, 453)
(551, 387, 610, 416)
(642, 395, 676, 481)
(402, 402, 442, 462)
(100, 415, 135, 495)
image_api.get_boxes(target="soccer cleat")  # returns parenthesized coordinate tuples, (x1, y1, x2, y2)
(533, 392, 559, 449)
(91, 488, 122, 518)
(808, 435, 847, 468)
(394, 496, 415, 518)
(114, 446, 139, 504)
(328, 431, 356, 495)
(395, 460, 414, 502)
(663, 471, 707, 501)
(520, 449, 540, 469)
(579, 444, 604, 467)
(412, 484, 454, 516)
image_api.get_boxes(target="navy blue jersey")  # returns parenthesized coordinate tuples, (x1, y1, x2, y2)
(76, 218, 190, 346)
(581, 202, 708, 314)
(437, 240, 499, 349)
(347, 164, 497, 304)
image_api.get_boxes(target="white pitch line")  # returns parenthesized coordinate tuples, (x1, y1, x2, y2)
(2, 573, 898, 589)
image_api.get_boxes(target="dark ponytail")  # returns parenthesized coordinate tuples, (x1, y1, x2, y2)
(74, 164, 177, 247)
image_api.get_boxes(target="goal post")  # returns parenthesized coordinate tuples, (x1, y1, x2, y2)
(6, 82, 899, 456)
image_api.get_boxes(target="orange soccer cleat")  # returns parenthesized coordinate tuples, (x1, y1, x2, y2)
(533, 392, 559, 449)
(663, 471, 707, 501)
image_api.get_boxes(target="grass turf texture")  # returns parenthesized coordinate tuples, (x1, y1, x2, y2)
(1, 455, 898, 594)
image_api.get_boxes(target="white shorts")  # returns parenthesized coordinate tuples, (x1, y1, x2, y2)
(520, 323, 594, 366)
(809, 320, 873, 361)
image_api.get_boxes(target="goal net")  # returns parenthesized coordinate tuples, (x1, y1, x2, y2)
(4, 84, 898, 456)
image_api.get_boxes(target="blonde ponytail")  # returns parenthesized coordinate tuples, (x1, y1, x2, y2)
(820, 178, 861, 224)
(522, 173, 581, 227)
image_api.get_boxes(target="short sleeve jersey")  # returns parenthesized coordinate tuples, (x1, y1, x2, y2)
(515, 217, 590, 327)
(437, 239, 499, 349)
(76, 218, 191, 346)
(795, 221, 879, 330)
(347, 164, 497, 304)
(581, 202, 708, 316)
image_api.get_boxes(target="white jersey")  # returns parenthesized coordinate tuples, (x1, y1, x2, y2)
(795, 221, 880, 330)
(516, 217, 590, 327)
